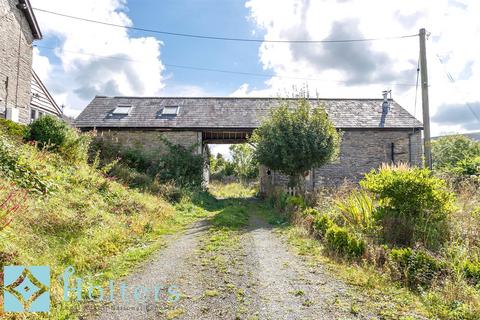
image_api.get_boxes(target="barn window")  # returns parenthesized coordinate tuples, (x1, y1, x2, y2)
(112, 106, 132, 115)
(161, 106, 179, 116)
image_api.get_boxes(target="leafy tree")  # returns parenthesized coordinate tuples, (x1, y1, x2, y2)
(229, 144, 258, 182)
(209, 153, 234, 179)
(432, 135, 480, 169)
(251, 98, 341, 188)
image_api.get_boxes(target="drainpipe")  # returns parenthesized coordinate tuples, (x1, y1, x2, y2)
(408, 133, 413, 164)
(3, 77, 8, 118)
(14, 18, 23, 109)
(391, 142, 395, 163)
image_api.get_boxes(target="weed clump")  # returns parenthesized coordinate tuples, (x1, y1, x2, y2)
(389, 247, 446, 290)
(312, 214, 333, 238)
(325, 225, 365, 259)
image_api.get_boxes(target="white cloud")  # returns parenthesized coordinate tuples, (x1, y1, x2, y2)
(209, 144, 233, 160)
(32, 0, 165, 117)
(242, 0, 480, 135)
(160, 84, 217, 97)
(32, 47, 51, 80)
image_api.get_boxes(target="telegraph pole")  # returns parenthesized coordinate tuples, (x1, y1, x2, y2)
(419, 28, 432, 169)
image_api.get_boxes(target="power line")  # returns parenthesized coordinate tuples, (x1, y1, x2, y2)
(34, 44, 419, 87)
(33, 7, 419, 44)
(436, 53, 480, 122)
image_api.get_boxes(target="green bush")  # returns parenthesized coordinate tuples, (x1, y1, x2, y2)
(432, 135, 480, 170)
(361, 164, 455, 250)
(453, 156, 480, 176)
(229, 144, 258, 181)
(462, 260, 480, 286)
(157, 140, 204, 188)
(0, 118, 28, 139)
(209, 153, 235, 180)
(312, 214, 333, 238)
(27, 115, 70, 149)
(389, 247, 446, 290)
(325, 225, 365, 258)
(286, 195, 306, 209)
(90, 138, 203, 189)
(89, 139, 158, 176)
(26, 116, 91, 163)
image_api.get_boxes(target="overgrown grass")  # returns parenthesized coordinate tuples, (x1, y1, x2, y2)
(0, 130, 212, 319)
(277, 226, 431, 319)
(268, 174, 480, 320)
(208, 181, 257, 199)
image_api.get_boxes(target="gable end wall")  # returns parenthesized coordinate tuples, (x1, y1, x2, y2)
(0, 0, 35, 123)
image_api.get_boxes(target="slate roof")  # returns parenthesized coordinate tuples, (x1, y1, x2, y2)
(75, 96, 423, 130)
(17, 0, 42, 40)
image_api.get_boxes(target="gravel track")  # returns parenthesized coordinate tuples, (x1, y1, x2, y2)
(89, 199, 373, 320)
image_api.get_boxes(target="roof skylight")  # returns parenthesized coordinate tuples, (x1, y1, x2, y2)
(162, 106, 179, 116)
(112, 106, 132, 115)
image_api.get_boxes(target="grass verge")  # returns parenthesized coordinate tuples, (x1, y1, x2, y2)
(0, 131, 212, 319)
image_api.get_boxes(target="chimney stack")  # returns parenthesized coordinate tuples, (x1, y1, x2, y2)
(382, 90, 392, 109)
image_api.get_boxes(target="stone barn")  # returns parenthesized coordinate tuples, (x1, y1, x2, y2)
(75, 96, 423, 191)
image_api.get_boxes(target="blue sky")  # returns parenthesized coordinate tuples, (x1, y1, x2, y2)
(34, 0, 268, 100)
(32, 0, 480, 137)
(126, 0, 266, 95)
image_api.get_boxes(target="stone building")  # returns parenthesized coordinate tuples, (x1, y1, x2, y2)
(75, 96, 423, 190)
(1, 0, 41, 122)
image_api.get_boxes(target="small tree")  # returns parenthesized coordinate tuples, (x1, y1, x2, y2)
(251, 98, 341, 189)
(229, 144, 258, 182)
(210, 153, 235, 179)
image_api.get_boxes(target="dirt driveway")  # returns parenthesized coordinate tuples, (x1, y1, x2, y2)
(87, 197, 376, 320)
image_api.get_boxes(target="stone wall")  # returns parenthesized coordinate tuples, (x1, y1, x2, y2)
(0, 0, 35, 124)
(95, 129, 202, 155)
(260, 128, 423, 191)
(92, 127, 422, 191)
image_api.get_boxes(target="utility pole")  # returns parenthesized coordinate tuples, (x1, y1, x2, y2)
(419, 28, 432, 169)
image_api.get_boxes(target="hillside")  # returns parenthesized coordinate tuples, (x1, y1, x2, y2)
(433, 131, 480, 141)
(0, 124, 209, 319)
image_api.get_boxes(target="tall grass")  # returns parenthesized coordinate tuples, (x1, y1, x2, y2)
(335, 189, 376, 233)
(280, 165, 480, 319)
(0, 129, 209, 319)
